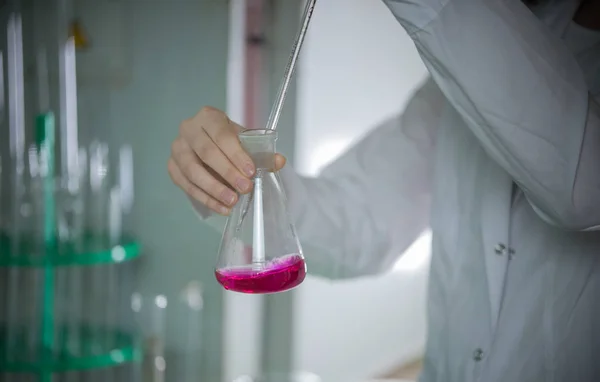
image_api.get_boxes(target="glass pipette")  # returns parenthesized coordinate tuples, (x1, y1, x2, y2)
(265, 0, 317, 132)
(246, 0, 317, 266)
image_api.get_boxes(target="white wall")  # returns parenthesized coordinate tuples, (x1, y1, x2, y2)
(293, 0, 431, 379)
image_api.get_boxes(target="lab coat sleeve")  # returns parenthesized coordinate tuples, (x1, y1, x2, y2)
(190, 78, 445, 278)
(280, 78, 444, 277)
(383, 0, 600, 231)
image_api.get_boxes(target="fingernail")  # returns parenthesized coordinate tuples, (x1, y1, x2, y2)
(220, 206, 230, 215)
(244, 164, 255, 177)
(221, 190, 236, 205)
(236, 178, 251, 192)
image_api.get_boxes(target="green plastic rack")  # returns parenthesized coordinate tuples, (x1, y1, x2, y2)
(0, 113, 143, 381)
(0, 234, 143, 379)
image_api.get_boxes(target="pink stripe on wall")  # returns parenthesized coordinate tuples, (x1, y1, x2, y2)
(244, 0, 264, 130)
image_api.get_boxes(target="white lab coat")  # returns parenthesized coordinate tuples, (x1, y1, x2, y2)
(192, 1, 600, 380)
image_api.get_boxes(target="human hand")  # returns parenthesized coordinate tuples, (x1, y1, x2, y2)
(169, 106, 287, 215)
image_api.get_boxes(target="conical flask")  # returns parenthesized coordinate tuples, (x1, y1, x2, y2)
(215, 129, 306, 294)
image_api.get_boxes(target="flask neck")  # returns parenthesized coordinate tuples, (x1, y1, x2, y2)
(248, 153, 276, 173)
(239, 129, 277, 172)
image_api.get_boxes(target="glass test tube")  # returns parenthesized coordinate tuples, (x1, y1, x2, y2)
(104, 184, 122, 362)
(59, 148, 87, 382)
(26, 146, 44, 362)
(150, 294, 168, 382)
(88, 140, 110, 245)
(87, 141, 109, 357)
(6, 10, 25, 363)
(178, 282, 203, 382)
(132, 293, 168, 382)
(118, 144, 134, 228)
(129, 292, 144, 382)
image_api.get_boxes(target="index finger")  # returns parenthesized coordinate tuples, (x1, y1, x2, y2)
(198, 108, 255, 177)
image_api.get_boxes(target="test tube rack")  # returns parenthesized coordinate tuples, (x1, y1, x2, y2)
(0, 113, 144, 381)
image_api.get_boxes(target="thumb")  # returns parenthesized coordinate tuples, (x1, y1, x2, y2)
(274, 154, 287, 171)
(227, 118, 246, 134)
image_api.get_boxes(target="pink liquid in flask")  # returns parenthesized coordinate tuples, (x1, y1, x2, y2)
(215, 254, 306, 294)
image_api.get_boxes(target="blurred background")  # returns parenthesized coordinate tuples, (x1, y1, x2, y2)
(0, 0, 431, 381)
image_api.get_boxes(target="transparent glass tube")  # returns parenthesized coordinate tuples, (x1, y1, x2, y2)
(5, 146, 46, 363)
(176, 282, 203, 382)
(129, 285, 205, 382)
(131, 293, 168, 382)
(56, 148, 87, 363)
(130, 292, 144, 382)
(87, 141, 113, 358)
(58, 147, 88, 366)
(57, 147, 87, 251)
(118, 144, 134, 231)
(88, 140, 110, 245)
(6, 9, 26, 364)
(26, 146, 44, 362)
(104, 185, 122, 354)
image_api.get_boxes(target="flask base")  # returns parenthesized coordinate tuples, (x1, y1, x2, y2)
(215, 254, 306, 294)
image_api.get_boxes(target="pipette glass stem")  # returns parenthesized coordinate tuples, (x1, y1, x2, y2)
(265, 0, 317, 132)
(252, 175, 265, 265)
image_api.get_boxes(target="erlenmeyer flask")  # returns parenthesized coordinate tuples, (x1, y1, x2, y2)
(215, 129, 306, 294)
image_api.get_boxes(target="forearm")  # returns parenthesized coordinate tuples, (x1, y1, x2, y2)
(281, 166, 430, 278)
(282, 87, 442, 275)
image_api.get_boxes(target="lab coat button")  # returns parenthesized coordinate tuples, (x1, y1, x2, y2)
(494, 243, 507, 255)
(473, 348, 485, 362)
